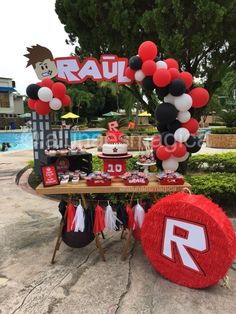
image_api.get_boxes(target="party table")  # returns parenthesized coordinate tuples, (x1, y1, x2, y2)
(36, 180, 191, 263)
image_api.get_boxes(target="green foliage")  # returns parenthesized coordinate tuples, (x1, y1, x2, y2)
(218, 110, 236, 127)
(188, 153, 236, 173)
(185, 173, 236, 206)
(56, 0, 236, 98)
(27, 160, 34, 168)
(210, 127, 236, 134)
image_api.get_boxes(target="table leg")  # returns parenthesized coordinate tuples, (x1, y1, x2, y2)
(51, 198, 69, 264)
(130, 193, 135, 205)
(151, 193, 158, 202)
(51, 220, 65, 264)
(121, 228, 133, 261)
(95, 234, 106, 261)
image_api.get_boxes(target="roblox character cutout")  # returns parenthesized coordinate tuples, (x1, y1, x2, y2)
(24, 45, 58, 80)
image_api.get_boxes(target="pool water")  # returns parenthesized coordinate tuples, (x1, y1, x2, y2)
(0, 131, 101, 152)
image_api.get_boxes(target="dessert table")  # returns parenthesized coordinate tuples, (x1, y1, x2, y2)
(36, 180, 191, 263)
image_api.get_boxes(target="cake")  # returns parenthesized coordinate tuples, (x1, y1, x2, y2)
(102, 130, 128, 156)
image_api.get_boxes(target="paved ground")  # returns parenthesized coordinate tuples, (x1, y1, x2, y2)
(0, 147, 236, 314)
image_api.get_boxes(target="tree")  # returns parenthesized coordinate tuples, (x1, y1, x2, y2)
(56, 0, 236, 101)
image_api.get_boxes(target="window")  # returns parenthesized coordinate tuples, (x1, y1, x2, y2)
(0, 92, 10, 108)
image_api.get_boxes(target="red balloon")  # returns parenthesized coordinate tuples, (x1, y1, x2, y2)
(152, 135, 161, 150)
(138, 41, 158, 61)
(41, 78, 54, 88)
(179, 72, 193, 89)
(52, 82, 67, 99)
(156, 145, 172, 160)
(37, 82, 43, 87)
(35, 100, 51, 115)
(28, 99, 36, 110)
(168, 68, 180, 81)
(164, 58, 179, 70)
(171, 142, 187, 158)
(189, 87, 209, 108)
(125, 67, 135, 81)
(62, 94, 71, 107)
(182, 118, 199, 134)
(153, 68, 171, 87)
(142, 60, 156, 76)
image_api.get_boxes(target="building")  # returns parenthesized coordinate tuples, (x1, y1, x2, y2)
(0, 77, 24, 129)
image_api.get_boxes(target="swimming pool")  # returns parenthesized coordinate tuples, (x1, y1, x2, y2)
(0, 131, 101, 152)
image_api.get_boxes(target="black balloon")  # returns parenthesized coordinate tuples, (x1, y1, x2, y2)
(168, 120, 181, 133)
(142, 76, 156, 91)
(160, 131, 175, 146)
(157, 122, 168, 133)
(169, 79, 186, 96)
(128, 55, 142, 70)
(186, 136, 202, 153)
(155, 102, 178, 124)
(189, 107, 195, 117)
(156, 85, 170, 99)
(26, 84, 40, 100)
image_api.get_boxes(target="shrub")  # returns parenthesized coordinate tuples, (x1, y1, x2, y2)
(210, 127, 236, 134)
(188, 153, 236, 173)
(185, 173, 236, 207)
(219, 110, 236, 127)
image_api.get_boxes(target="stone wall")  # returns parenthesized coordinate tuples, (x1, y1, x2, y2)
(206, 134, 236, 148)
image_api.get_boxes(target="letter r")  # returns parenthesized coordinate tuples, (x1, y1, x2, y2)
(162, 218, 208, 272)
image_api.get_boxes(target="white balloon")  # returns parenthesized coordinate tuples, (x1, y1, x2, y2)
(135, 70, 145, 81)
(49, 98, 62, 110)
(38, 87, 53, 102)
(174, 152, 190, 162)
(162, 158, 179, 172)
(174, 127, 190, 143)
(177, 111, 191, 123)
(174, 93, 192, 112)
(156, 60, 167, 69)
(164, 93, 176, 105)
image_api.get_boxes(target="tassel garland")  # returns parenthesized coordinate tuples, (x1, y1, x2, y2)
(93, 204, 105, 234)
(105, 203, 123, 231)
(66, 201, 76, 232)
(73, 202, 85, 232)
(133, 202, 145, 228)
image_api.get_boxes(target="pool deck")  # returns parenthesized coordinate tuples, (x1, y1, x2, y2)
(0, 143, 236, 313)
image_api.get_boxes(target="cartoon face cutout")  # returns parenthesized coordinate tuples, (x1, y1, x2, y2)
(34, 58, 58, 80)
(24, 45, 58, 80)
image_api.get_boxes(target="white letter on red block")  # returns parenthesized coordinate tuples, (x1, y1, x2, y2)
(162, 218, 207, 272)
(56, 57, 80, 82)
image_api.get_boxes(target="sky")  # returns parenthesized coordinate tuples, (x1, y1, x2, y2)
(0, 0, 73, 95)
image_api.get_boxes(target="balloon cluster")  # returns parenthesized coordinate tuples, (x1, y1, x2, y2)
(26, 79, 71, 115)
(125, 41, 209, 172)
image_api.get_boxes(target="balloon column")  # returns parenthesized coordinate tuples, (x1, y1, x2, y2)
(125, 41, 209, 171)
(26, 79, 71, 115)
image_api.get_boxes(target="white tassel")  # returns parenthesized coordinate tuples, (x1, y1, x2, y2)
(73, 202, 85, 232)
(133, 203, 145, 228)
(105, 203, 123, 231)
